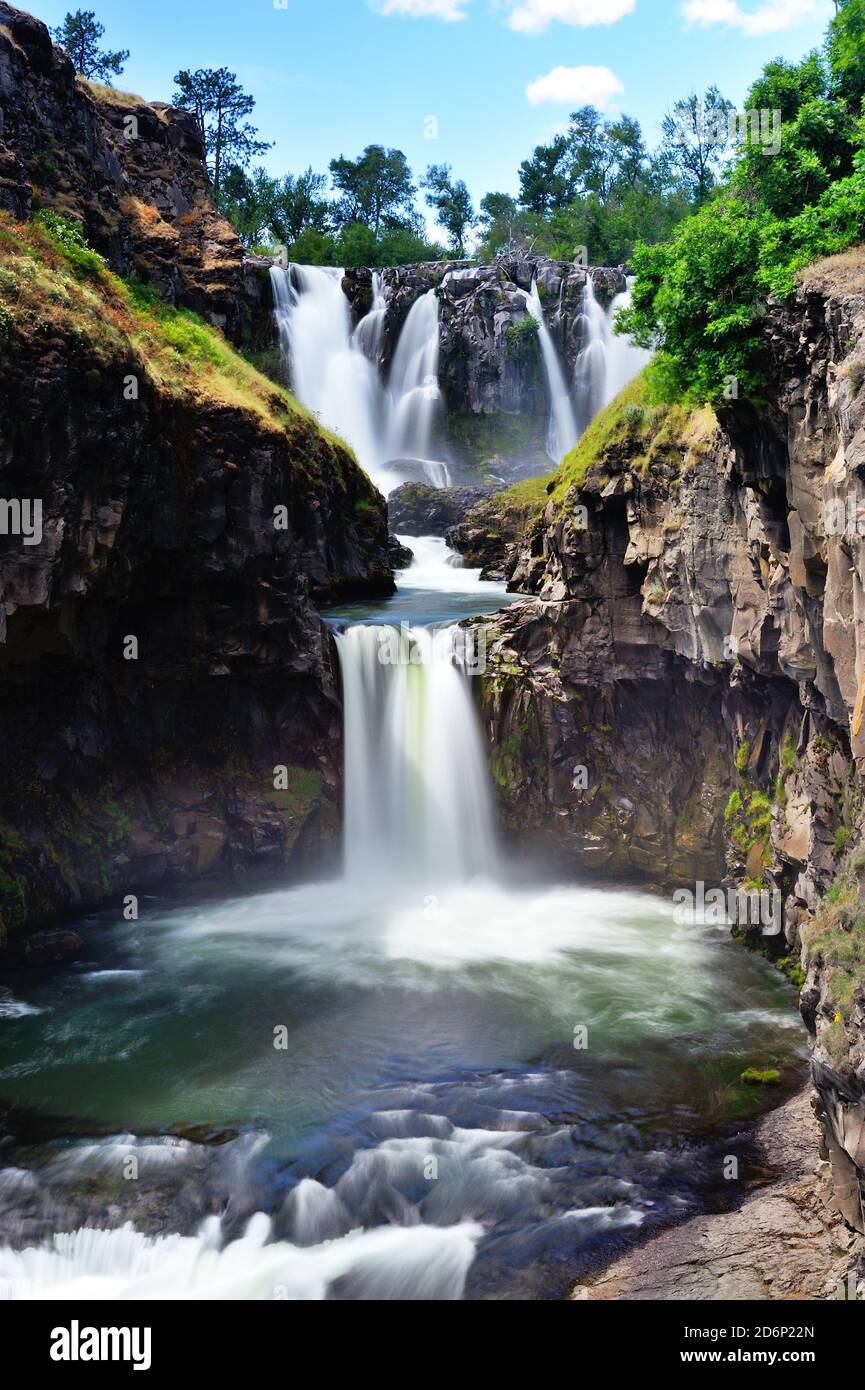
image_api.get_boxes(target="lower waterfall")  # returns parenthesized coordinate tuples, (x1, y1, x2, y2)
(337, 624, 497, 887)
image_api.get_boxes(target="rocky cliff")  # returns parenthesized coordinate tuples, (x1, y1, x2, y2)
(0, 210, 393, 957)
(478, 249, 865, 1237)
(0, 2, 270, 345)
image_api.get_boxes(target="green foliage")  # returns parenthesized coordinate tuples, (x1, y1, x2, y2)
(172, 68, 272, 202)
(34, 210, 105, 279)
(505, 313, 539, 353)
(329, 144, 416, 237)
(835, 825, 852, 852)
(422, 164, 475, 256)
(621, 9, 865, 405)
(51, 9, 129, 84)
(804, 872, 865, 1019)
(736, 740, 751, 774)
(724, 789, 743, 823)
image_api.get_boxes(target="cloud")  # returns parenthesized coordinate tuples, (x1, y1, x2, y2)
(681, 0, 831, 37)
(504, 0, 636, 32)
(526, 64, 624, 107)
(369, 0, 470, 19)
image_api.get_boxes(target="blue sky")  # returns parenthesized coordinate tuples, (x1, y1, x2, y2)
(33, 0, 834, 235)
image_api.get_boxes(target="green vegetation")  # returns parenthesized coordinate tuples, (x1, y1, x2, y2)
(620, 3, 865, 404)
(505, 314, 540, 354)
(51, 8, 129, 85)
(803, 870, 865, 1020)
(736, 741, 751, 774)
(1, 212, 369, 479)
(740, 1067, 781, 1085)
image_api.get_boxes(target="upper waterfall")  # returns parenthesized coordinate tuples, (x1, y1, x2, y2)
(270, 264, 449, 495)
(525, 279, 579, 464)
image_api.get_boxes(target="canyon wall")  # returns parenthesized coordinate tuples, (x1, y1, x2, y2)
(0, 5, 395, 955)
(478, 253, 865, 1234)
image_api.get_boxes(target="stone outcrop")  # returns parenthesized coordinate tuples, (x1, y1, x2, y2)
(0, 2, 270, 345)
(387, 482, 502, 537)
(479, 249, 865, 1237)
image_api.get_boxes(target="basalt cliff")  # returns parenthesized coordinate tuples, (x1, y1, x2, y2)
(474, 251, 865, 1243)
(0, 2, 394, 957)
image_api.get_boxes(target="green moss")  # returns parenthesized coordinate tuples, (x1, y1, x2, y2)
(780, 734, 797, 773)
(835, 825, 852, 852)
(736, 740, 751, 774)
(740, 1067, 781, 1085)
(724, 788, 743, 823)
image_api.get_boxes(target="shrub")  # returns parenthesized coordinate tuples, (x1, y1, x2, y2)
(34, 210, 105, 279)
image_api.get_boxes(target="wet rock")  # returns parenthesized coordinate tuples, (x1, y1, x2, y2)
(18, 930, 84, 966)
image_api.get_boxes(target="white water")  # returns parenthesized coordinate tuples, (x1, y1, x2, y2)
(574, 277, 652, 436)
(0, 1214, 482, 1301)
(337, 623, 497, 887)
(352, 271, 387, 364)
(270, 265, 448, 493)
(525, 279, 579, 464)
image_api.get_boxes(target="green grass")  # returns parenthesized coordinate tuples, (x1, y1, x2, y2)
(0, 212, 378, 500)
(804, 874, 865, 1020)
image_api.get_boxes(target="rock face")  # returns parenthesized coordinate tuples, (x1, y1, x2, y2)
(387, 483, 502, 537)
(0, 219, 393, 956)
(480, 251, 865, 1236)
(577, 1089, 863, 1300)
(0, 2, 270, 345)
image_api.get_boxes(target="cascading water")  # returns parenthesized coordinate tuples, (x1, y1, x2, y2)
(337, 623, 496, 887)
(352, 271, 387, 364)
(603, 278, 652, 405)
(573, 278, 610, 438)
(270, 264, 385, 481)
(573, 277, 653, 436)
(524, 279, 579, 463)
(270, 265, 448, 493)
(384, 289, 445, 477)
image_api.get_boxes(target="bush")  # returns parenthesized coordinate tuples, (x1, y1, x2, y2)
(34, 210, 105, 279)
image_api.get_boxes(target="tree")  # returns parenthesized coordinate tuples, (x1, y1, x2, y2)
(267, 169, 331, 245)
(518, 135, 572, 213)
(421, 164, 476, 255)
(172, 68, 272, 204)
(329, 146, 416, 236)
(829, 0, 865, 108)
(51, 9, 129, 84)
(659, 86, 735, 204)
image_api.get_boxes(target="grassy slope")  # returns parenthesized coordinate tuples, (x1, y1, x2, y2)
(0, 212, 379, 500)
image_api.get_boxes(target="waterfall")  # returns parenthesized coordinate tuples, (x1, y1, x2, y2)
(574, 277, 652, 435)
(270, 266, 449, 494)
(384, 290, 443, 471)
(573, 279, 610, 438)
(524, 280, 579, 464)
(603, 278, 652, 406)
(271, 264, 385, 482)
(336, 624, 497, 888)
(352, 272, 387, 364)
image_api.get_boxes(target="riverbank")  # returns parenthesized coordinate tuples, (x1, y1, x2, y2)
(574, 1088, 864, 1301)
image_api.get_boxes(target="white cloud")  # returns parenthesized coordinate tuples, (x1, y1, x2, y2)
(369, 0, 470, 19)
(504, 0, 636, 33)
(526, 64, 624, 107)
(681, 0, 831, 37)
